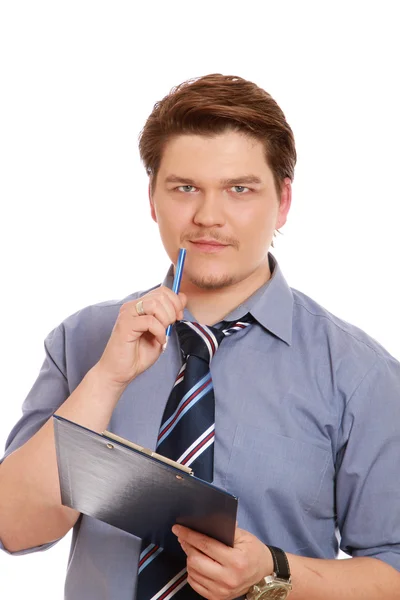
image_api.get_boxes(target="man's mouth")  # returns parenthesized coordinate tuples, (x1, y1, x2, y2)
(189, 239, 229, 253)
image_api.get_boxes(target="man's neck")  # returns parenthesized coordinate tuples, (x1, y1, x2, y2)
(181, 260, 272, 325)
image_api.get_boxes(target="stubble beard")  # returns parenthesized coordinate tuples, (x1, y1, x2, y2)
(187, 272, 238, 290)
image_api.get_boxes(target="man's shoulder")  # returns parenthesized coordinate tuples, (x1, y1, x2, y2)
(290, 287, 395, 363)
(57, 283, 161, 335)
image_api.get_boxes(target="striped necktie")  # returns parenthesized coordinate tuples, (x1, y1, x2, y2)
(137, 314, 253, 600)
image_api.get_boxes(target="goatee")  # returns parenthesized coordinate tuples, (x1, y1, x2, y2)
(187, 273, 237, 290)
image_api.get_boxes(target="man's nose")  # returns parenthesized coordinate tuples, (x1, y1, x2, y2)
(192, 192, 226, 227)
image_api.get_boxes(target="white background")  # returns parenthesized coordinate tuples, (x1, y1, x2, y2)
(1, 1, 399, 598)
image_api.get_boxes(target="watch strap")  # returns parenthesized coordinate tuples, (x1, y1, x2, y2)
(266, 545, 291, 582)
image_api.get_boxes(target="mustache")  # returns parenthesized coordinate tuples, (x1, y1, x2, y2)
(182, 231, 239, 249)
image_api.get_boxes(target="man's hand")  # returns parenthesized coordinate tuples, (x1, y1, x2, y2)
(95, 286, 186, 390)
(172, 524, 273, 600)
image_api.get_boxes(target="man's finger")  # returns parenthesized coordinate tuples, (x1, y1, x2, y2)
(173, 525, 231, 564)
(180, 541, 221, 582)
(186, 572, 213, 599)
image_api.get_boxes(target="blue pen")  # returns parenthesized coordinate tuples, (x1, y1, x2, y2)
(163, 248, 187, 350)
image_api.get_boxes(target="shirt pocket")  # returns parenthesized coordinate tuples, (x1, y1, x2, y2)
(225, 423, 331, 517)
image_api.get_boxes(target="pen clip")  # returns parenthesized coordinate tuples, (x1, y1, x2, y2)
(102, 430, 193, 475)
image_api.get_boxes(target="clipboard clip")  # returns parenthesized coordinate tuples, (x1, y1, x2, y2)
(103, 430, 194, 476)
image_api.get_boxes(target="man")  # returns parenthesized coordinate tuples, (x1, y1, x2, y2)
(0, 74, 399, 600)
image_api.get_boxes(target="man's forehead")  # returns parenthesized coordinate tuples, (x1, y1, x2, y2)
(158, 132, 271, 181)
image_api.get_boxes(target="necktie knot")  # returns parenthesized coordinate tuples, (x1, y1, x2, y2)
(175, 322, 223, 363)
(175, 313, 254, 363)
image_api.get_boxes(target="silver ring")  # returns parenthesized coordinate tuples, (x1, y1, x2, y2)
(136, 300, 145, 316)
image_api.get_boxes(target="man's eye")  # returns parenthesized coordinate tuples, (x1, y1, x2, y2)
(231, 186, 250, 193)
(178, 185, 196, 193)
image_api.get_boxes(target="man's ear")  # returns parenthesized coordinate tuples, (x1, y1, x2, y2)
(149, 183, 157, 223)
(275, 178, 292, 230)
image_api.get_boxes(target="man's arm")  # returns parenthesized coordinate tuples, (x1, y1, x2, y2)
(286, 553, 400, 600)
(0, 364, 125, 552)
(0, 287, 185, 553)
(173, 525, 400, 600)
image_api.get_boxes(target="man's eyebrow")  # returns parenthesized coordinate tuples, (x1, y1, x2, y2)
(220, 175, 262, 186)
(164, 174, 263, 185)
(165, 175, 196, 185)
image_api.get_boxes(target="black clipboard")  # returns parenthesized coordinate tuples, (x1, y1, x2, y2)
(53, 415, 238, 550)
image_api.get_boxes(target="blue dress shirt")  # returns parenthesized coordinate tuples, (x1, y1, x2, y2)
(1, 254, 400, 599)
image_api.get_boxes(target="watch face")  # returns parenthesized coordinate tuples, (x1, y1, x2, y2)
(260, 583, 290, 600)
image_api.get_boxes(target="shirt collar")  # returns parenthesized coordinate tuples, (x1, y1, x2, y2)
(163, 252, 293, 346)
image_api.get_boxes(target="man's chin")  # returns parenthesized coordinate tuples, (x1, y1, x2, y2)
(187, 272, 237, 291)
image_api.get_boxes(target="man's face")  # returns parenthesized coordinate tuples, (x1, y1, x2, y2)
(150, 130, 291, 290)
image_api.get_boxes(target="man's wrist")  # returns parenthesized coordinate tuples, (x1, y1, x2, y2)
(255, 544, 278, 581)
(246, 546, 292, 599)
(90, 363, 129, 397)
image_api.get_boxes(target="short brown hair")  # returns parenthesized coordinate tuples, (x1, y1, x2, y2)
(139, 73, 297, 195)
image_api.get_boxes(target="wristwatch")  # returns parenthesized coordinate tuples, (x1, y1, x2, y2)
(246, 546, 292, 599)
